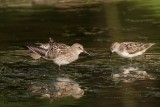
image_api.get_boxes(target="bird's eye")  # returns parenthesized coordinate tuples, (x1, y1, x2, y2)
(78, 47, 83, 50)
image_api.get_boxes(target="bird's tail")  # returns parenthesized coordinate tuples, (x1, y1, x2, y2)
(150, 43, 156, 46)
(148, 43, 156, 48)
(144, 43, 155, 51)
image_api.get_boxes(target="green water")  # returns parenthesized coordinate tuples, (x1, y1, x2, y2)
(0, 0, 160, 107)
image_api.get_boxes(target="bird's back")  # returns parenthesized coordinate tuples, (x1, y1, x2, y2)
(119, 42, 155, 54)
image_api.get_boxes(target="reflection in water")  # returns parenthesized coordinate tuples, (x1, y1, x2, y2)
(0, 0, 160, 107)
(112, 66, 155, 82)
(30, 77, 84, 99)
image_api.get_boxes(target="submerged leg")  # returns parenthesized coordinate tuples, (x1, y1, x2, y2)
(143, 54, 148, 66)
(130, 58, 132, 63)
(58, 65, 61, 71)
(108, 51, 113, 62)
(143, 54, 147, 60)
(129, 58, 133, 66)
(57, 65, 63, 73)
(109, 51, 112, 60)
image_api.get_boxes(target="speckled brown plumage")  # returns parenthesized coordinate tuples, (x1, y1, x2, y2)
(110, 42, 155, 59)
(119, 42, 155, 54)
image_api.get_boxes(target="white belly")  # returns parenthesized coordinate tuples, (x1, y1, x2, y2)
(117, 51, 145, 58)
(53, 58, 70, 65)
(53, 54, 78, 66)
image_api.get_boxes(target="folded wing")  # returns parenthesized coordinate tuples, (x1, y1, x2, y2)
(27, 39, 70, 60)
(120, 42, 155, 54)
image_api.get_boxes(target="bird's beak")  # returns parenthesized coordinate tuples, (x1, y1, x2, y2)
(83, 50, 90, 56)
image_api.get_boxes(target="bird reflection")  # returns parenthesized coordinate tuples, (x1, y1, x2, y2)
(112, 66, 155, 82)
(29, 77, 84, 100)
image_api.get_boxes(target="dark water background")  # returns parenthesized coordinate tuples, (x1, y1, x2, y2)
(0, 0, 160, 107)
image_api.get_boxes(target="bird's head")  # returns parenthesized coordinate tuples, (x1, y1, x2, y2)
(72, 43, 90, 55)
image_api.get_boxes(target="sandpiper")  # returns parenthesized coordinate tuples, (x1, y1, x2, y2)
(109, 42, 155, 61)
(27, 38, 90, 70)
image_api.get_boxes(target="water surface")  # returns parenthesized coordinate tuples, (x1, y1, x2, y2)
(0, 0, 160, 107)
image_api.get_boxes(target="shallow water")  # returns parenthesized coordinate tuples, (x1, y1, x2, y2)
(0, 0, 160, 107)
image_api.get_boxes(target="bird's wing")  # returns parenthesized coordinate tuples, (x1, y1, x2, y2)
(52, 43, 70, 56)
(120, 42, 155, 54)
(27, 45, 58, 60)
(27, 46, 48, 56)
(27, 37, 71, 60)
(40, 43, 70, 59)
(36, 43, 50, 49)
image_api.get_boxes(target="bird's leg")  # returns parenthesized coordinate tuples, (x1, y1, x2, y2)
(130, 58, 132, 63)
(109, 51, 112, 58)
(143, 54, 146, 60)
(143, 54, 148, 67)
(127, 58, 133, 66)
(58, 65, 64, 72)
(108, 51, 112, 61)
(58, 65, 61, 71)
(56, 65, 61, 73)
